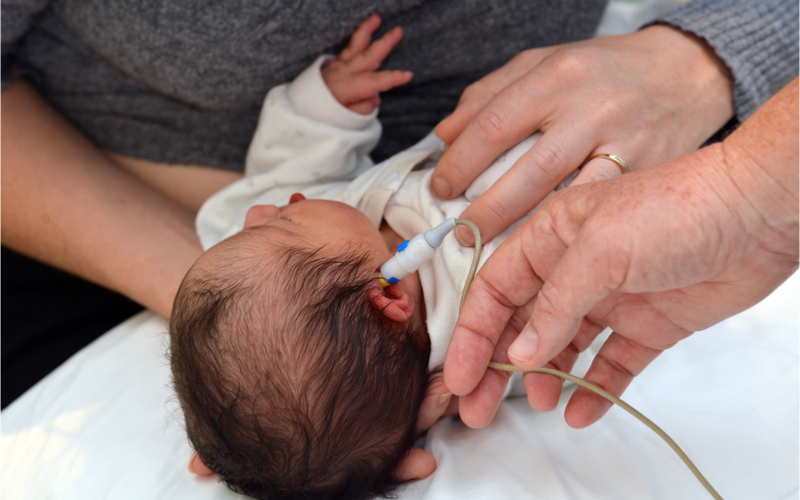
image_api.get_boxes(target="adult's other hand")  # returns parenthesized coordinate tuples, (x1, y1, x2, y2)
(432, 25, 734, 245)
(443, 78, 798, 430)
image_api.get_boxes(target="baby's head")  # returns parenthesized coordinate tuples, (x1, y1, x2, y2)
(170, 199, 431, 500)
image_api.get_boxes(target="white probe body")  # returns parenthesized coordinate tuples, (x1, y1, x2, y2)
(379, 218, 457, 285)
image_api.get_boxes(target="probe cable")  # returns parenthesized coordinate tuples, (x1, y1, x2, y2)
(453, 219, 724, 500)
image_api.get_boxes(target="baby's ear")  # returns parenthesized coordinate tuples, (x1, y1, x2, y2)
(188, 451, 215, 477)
(367, 281, 415, 323)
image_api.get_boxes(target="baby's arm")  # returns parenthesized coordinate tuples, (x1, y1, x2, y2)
(322, 14, 413, 114)
(205, 17, 412, 246)
(242, 14, 411, 180)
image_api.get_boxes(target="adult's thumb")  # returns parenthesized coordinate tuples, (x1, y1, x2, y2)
(507, 228, 622, 369)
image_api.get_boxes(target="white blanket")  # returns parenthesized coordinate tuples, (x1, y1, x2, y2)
(3, 273, 798, 500)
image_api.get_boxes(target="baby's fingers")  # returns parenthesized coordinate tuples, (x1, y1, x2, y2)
(339, 14, 382, 61)
(347, 97, 381, 115)
(351, 26, 404, 72)
(337, 70, 413, 106)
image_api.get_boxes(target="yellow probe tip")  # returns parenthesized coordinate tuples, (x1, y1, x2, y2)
(378, 274, 390, 288)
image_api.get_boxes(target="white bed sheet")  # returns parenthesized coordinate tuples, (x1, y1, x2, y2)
(3, 272, 797, 500)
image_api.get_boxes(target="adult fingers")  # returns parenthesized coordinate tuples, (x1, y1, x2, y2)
(571, 146, 631, 186)
(523, 361, 570, 412)
(432, 72, 553, 200)
(435, 48, 557, 144)
(563, 331, 664, 428)
(521, 314, 606, 411)
(456, 307, 600, 427)
(454, 125, 595, 244)
(506, 206, 625, 370)
(444, 226, 545, 397)
(339, 14, 381, 61)
(352, 26, 404, 72)
(457, 362, 511, 428)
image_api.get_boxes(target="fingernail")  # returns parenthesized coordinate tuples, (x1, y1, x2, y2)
(432, 176, 451, 198)
(454, 226, 474, 247)
(437, 392, 452, 406)
(509, 325, 539, 363)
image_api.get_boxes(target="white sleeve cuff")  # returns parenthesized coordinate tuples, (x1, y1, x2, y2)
(286, 55, 378, 130)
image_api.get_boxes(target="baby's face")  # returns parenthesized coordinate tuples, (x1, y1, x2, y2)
(240, 197, 392, 268)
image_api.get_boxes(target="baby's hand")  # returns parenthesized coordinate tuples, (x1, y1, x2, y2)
(322, 14, 413, 114)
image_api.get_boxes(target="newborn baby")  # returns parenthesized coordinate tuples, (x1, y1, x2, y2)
(170, 15, 562, 500)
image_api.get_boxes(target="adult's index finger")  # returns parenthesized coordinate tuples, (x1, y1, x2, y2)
(444, 230, 544, 395)
(432, 78, 544, 200)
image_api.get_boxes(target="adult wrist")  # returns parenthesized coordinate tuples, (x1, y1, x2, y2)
(720, 138, 799, 258)
(653, 0, 799, 121)
(635, 24, 735, 134)
(716, 77, 799, 258)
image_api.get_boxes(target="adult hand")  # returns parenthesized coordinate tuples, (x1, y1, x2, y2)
(432, 24, 734, 245)
(443, 79, 798, 429)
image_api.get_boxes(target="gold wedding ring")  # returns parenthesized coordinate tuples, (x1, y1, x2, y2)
(588, 154, 630, 174)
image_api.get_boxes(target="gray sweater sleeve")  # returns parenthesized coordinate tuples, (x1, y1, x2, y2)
(654, 0, 799, 121)
(1, 0, 50, 87)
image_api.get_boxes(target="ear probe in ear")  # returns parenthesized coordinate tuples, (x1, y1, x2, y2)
(378, 217, 458, 287)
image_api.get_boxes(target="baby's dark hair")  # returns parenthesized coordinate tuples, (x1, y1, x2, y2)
(170, 240, 430, 500)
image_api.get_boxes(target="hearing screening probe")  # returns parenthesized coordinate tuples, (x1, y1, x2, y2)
(376, 218, 724, 499)
(378, 217, 458, 287)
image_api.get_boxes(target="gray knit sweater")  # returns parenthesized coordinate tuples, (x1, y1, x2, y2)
(2, 0, 797, 171)
(1, 0, 607, 170)
(657, 0, 798, 120)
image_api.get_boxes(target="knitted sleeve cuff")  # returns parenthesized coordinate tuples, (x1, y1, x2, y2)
(653, 0, 799, 120)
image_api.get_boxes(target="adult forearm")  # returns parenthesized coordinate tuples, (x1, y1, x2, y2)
(1, 79, 203, 317)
